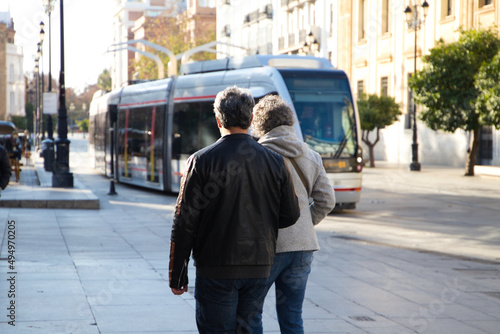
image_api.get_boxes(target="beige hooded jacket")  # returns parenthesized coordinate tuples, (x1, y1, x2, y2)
(258, 125, 336, 253)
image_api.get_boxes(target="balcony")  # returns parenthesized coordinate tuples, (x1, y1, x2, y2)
(299, 29, 307, 43)
(278, 37, 285, 50)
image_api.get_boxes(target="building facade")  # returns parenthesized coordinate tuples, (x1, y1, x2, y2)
(337, 0, 499, 167)
(0, 12, 25, 121)
(183, 0, 216, 44)
(112, 0, 186, 89)
(216, 0, 338, 63)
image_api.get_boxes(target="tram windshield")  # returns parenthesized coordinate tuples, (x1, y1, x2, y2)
(280, 70, 357, 159)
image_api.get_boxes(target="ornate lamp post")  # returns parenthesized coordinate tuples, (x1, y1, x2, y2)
(42, 0, 55, 139)
(300, 31, 320, 56)
(34, 58, 40, 148)
(53, 0, 74, 187)
(38, 23, 45, 140)
(404, 1, 429, 171)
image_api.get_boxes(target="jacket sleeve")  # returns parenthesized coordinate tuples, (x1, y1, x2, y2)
(169, 155, 202, 289)
(278, 161, 300, 229)
(310, 160, 336, 225)
(0, 149, 11, 190)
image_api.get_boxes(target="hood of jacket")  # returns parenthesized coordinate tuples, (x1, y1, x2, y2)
(257, 125, 308, 159)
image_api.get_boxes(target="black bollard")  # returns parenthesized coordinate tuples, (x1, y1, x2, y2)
(107, 179, 117, 195)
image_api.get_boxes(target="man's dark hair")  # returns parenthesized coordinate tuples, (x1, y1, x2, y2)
(214, 86, 255, 129)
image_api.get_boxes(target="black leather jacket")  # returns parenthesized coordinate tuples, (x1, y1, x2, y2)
(0, 145, 11, 190)
(169, 134, 300, 288)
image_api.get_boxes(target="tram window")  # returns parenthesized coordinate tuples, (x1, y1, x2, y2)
(117, 105, 165, 165)
(172, 101, 219, 158)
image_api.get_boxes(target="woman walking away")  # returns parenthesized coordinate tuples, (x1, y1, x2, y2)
(251, 94, 336, 334)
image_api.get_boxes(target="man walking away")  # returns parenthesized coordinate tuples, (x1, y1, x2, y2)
(169, 86, 300, 333)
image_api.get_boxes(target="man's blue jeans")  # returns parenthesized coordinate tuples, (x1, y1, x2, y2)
(253, 251, 313, 334)
(195, 276, 268, 333)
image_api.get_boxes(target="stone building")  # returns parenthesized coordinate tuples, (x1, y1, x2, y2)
(217, 0, 337, 62)
(337, 0, 499, 168)
(0, 11, 25, 121)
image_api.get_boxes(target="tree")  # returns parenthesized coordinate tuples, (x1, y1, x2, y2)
(76, 118, 89, 137)
(475, 52, 500, 129)
(357, 93, 402, 167)
(97, 69, 112, 92)
(409, 28, 500, 176)
(131, 14, 216, 81)
(10, 116, 26, 131)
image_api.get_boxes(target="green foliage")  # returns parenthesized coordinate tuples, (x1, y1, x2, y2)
(76, 118, 89, 133)
(409, 27, 500, 175)
(475, 52, 500, 129)
(409, 28, 500, 132)
(357, 93, 402, 167)
(131, 16, 216, 81)
(10, 116, 26, 131)
(357, 93, 402, 131)
(97, 69, 112, 92)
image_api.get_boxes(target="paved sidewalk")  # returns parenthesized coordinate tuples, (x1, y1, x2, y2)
(0, 152, 99, 209)
(0, 142, 499, 333)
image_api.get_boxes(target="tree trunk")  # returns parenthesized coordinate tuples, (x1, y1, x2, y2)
(465, 128, 480, 176)
(368, 144, 375, 167)
(362, 129, 380, 168)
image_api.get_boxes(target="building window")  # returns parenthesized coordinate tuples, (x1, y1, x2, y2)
(441, 0, 453, 17)
(10, 92, 15, 113)
(330, 4, 334, 37)
(9, 64, 15, 82)
(150, 0, 165, 6)
(381, 76, 388, 96)
(357, 80, 364, 98)
(479, 0, 493, 7)
(199, 0, 215, 7)
(358, 0, 366, 40)
(382, 0, 389, 33)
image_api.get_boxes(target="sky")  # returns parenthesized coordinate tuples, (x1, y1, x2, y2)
(1, 0, 116, 92)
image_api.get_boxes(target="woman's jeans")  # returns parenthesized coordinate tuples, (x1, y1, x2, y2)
(253, 251, 314, 334)
(195, 276, 268, 334)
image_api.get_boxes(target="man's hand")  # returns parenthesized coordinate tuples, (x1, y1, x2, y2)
(171, 285, 188, 295)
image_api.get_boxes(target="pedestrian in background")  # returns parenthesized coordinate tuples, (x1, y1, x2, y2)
(169, 86, 300, 333)
(251, 94, 336, 334)
(0, 144, 12, 195)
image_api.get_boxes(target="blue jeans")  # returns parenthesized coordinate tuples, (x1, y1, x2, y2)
(252, 251, 313, 334)
(195, 276, 268, 333)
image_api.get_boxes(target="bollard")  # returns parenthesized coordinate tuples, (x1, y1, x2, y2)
(107, 179, 117, 195)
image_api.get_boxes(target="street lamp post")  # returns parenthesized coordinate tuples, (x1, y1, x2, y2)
(38, 23, 45, 140)
(53, 0, 74, 187)
(405, 1, 429, 171)
(34, 59, 39, 148)
(42, 0, 55, 140)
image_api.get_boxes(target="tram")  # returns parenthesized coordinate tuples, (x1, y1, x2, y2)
(89, 55, 363, 209)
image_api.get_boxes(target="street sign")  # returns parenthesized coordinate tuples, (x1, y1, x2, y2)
(43, 92, 58, 114)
